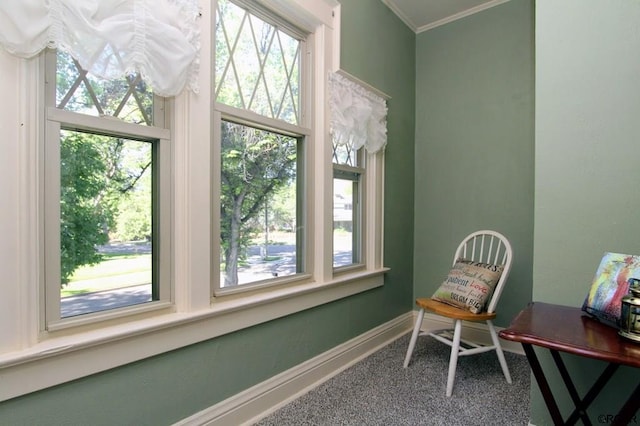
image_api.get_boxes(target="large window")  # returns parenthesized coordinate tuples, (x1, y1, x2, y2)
(214, 0, 309, 290)
(43, 50, 171, 330)
(1, 0, 388, 403)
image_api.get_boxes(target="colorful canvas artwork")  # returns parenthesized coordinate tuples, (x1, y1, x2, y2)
(582, 252, 640, 327)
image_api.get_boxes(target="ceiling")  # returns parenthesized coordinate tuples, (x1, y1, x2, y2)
(380, 0, 510, 33)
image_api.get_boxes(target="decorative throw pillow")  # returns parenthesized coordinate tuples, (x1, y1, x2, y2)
(431, 258, 504, 313)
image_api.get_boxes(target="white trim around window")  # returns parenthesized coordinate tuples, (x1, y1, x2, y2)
(0, 0, 388, 403)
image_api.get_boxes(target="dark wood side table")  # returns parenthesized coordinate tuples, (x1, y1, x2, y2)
(499, 302, 640, 426)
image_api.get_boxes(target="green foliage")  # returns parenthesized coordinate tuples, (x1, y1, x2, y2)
(220, 121, 297, 285)
(214, 2, 303, 286)
(60, 133, 111, 284)
(113, 192, 152, 242)
(59, 130, 152, 286)
(56, 50, 153, 125)
(57, 0, 305, 288)
(270, 184, 296, 231)
(56, 49, 154, 287)
(111, 143, 153, 242)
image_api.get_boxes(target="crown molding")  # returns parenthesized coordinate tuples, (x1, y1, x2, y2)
(417, 0, 511, 33)
(380, 0, 417, 33)
(381, 0, 511, 34)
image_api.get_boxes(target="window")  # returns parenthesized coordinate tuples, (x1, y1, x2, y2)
(1, 0, 388, 403)
(333, 140, 364, 268)
(214, 0, 309, 290)
(333, 139, 366, 268)
(327, 70, 388, 274)
(42, 50, 172, 330)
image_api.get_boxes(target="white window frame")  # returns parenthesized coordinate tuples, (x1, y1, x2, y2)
(0, 0, 387, 403)
(333, 155, 365, 271)
(213, 0, 312, 294)
(41, 51, 173, 332)
(213, 109, 312, 294)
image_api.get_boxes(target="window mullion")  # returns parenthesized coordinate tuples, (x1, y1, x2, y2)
(43, 119, 63, 329)
(155, 135, 172, 304)
(211, 111, 222, 297)
(365, 152, 384, 269)
(215, 102, 310, 137)
(352, 178, 361, 264)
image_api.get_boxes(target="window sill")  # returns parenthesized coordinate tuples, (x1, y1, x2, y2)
(0, 268, 387, 402)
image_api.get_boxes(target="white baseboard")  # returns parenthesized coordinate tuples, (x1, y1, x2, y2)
(174, 310, 523, 426)
(174, 312, 415, 426)
(420, 312, 525, 356)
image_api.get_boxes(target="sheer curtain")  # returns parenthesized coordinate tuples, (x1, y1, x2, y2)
(0, 0, 200, 96)
(328, 71, 388, 153)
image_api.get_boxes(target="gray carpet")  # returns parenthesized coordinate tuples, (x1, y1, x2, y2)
(254, 333, 531, 425)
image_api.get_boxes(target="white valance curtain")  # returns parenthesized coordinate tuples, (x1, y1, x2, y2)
(0, 0, 200, 97)
(328, 71, 388, 153)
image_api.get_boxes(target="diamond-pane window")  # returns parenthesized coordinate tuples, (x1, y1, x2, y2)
(56, 50, 154, 126)
(215, 0, 301, 125)
(214, 0, 308, 294)
(332, 138, 359, 167)
(44, 50, 170, 328)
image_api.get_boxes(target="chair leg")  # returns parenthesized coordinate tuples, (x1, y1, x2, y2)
(487, 320, 512, 384)
(446, 319, 463, 397)
(403, 308, 425, 368)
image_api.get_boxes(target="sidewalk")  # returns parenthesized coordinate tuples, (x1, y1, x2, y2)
(61, 237, 353, 317)
(61, 285, 151, 318)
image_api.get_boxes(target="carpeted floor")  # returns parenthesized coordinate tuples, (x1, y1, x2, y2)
(253, 333, 531, 425)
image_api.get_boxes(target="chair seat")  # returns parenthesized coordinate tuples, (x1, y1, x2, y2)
(416, 298, 497, 322)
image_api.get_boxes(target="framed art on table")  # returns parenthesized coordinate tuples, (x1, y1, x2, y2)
(582, 252, 640, 327)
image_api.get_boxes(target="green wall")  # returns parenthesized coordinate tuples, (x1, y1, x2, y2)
(339, 0, 416, 311)
(533, 1, 640, 424)
(0, 1, 415, 425)
(414, 0, 535, 326)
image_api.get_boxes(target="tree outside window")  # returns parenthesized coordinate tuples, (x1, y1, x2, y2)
(47, 50, 169, 321)
(215, 0, 306, 288)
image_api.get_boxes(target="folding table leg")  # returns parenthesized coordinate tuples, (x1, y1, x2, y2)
(522, 343, 564, 425)
(612, 382, 640, 426)
(554, 352, 618, 426)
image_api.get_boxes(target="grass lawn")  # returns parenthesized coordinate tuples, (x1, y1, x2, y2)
(61, 253, 152, 297)
(61, 232, 314, 297)
(250, 230, 296, 246)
